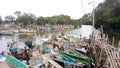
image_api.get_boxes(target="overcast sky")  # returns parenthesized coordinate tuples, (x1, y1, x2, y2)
(0, 0, 104, 19)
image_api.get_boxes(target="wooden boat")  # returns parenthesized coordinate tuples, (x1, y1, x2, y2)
(19, 29, 36, 33)
(53, 51, 85, 68)
(41, 45, 88, 67)
(42, 44, 92, 68)
(53, 58, 84, 68)
(53, 51, 94, 68)
(42, 54, 63, 68)
(5, 55, 28, 68)
(9, 45, 43, 68)
(42, 44, 77, 62)
(0, 30, 13, 35)
(63, 44, 86, 57)
(0, 54, 28, 68)
(59, 51, 91, 65)
(0, 54, 6, 62)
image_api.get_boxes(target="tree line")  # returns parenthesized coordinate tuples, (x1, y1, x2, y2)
(1, 0, 119, 38)
(0, 11, 81, 28)
(81, 0, 120, 38)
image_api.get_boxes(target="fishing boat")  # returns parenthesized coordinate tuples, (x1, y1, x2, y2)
(59, 51, 91, 65)
(0, 54, 28, 68)
(18, 29, 36, 33)
(5, 40, 43, 68)
(0, 54, 6, 62)
(9, 47, 43, 68)
(6, 55, 28, 68)
(42, 44, 92, 68)
(53, 50, 89, 68)
(0, 30, 13, 35)
(54, 50, 94, 68)
(53, 58, 84, 68)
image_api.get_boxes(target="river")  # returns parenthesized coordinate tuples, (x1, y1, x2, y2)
(0, 25, 92, 52)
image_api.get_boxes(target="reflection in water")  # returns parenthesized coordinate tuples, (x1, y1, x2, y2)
(0, 35, 14, 52)
(0, 25, 92, 51)
(18, 34, 34, 41)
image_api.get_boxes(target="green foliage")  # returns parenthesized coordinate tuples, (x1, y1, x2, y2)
(36, 14, 81, 27)
(94, 0, 120, 38)
(0, 16, 3, 24)
(3, 12, 81, 28)
(16, 13, 36, 26)
(80, 0, 120, 39)
(80, 13, 92, 25)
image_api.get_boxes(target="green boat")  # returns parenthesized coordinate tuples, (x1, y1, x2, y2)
(53, 51, 92, 68)
(0, 54, 28, 68)
(43, 44, 91, 64)
(60, 51, 91, 65)
(5, 55, 28, 68)
(42, 44, 92, 67)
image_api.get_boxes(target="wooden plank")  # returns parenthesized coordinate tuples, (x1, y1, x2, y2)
(42, 54, 63, 68)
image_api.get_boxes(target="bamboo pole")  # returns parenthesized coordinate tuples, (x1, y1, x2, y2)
(100, 25, 103, 38)
(103, 34, 105, 40)
(105, 47, 113, 68)
(114, 50, 120, 67)
(118, 40, 120, 49)
(106, 34, 109, 44)
(108, 48, 116, 68)
(97, 47, 104, 66)
(111, 48, 118, 68)
(112, 37, 115, 46)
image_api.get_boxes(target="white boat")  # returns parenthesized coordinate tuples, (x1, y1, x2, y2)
(0, 30, 13, 35)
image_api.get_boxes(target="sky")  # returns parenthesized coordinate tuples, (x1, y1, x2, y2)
(0, 0, 104, 20)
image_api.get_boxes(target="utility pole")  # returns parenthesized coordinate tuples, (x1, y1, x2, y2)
(89, 1, 97, 66)
(92, 2, 95, 29)
(89, 0, 95, 36)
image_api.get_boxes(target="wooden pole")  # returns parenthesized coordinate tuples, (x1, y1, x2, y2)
(111, 49, 118, 68)
(118, 40, 120, 48)
(112, 37, 115, 46)
(101, 25, 103, 37)
(105, 47, 113, 68)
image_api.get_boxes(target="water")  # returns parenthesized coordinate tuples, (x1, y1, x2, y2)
(0, 25, 92, 52)
(65, 25, 92, 39)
